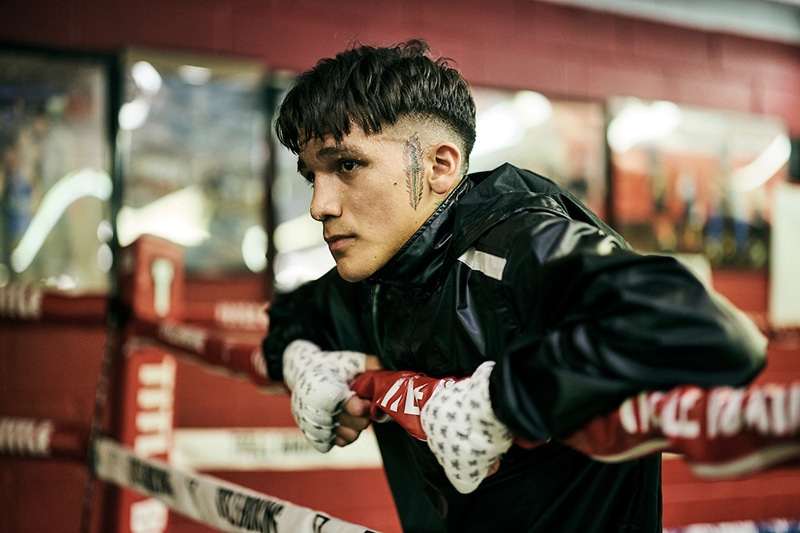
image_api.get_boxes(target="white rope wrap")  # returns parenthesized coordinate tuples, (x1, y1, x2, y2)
(94, 437, 377, 533)
(0, 416, 54, 456)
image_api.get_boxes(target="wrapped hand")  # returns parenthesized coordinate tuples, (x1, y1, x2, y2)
(351, 360, 516, 494)
(282, 340, 367, 452)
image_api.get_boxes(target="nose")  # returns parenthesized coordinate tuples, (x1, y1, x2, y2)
(309, 175, 342, 222)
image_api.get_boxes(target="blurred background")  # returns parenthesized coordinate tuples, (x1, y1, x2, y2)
(1, 1, 799, 531)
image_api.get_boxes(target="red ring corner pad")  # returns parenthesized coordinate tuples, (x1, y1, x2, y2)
(118, 235, 185, 323)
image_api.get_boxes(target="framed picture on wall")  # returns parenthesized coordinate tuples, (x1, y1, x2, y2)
(607, 97, 790, 270)
(117, 47, 268, 280)
(0, 44, 115, 292)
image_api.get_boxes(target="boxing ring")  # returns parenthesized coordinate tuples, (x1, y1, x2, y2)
(0, 235, 379, 533)
(2, 235, 800, 533)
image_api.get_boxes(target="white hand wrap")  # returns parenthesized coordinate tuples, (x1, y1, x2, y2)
(282, 340, 367, 452)
(420, 360, 513, 494)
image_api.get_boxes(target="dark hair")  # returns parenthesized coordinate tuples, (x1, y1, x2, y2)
(275, 40, 476, 161)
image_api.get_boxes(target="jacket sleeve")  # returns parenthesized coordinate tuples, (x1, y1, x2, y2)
(262, 268, 371, 382)
(488, 212, 768, 442)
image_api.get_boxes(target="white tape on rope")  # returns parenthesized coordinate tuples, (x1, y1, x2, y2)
(94, 437, 380, 533)
(0, 416, 54, 456)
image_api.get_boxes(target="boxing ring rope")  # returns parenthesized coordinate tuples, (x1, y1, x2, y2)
(93, 436, 375, 533)
(0, 416, 375, 533)
(0, 415, 89, 462)
(128, 316, 276, 391)
(0, 283, 108, 324)
(0, 235, 378, 533)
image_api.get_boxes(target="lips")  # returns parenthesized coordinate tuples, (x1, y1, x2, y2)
(324, 233, 354, 253)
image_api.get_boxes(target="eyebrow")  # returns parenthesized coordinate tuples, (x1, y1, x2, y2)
(296, 144, 364, 173)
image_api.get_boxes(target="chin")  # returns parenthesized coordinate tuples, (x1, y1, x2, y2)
(335, 265, 368, 283)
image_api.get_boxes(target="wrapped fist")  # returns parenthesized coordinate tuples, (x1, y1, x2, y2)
(351, 361, 517, 494)
(282, 340, 367, 452)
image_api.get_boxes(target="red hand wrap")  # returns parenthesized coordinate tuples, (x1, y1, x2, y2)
(350, 369, 545, 451)
(350, 370, 454, 440)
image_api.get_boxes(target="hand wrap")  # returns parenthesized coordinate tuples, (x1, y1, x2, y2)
(351, 360, 514, 494)
(282, 340, 366, 452)
(420, 361, 514, 494)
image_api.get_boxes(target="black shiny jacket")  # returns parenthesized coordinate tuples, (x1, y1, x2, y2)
(263, 164, 766, 532)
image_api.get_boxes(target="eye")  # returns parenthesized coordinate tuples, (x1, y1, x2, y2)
(339, 159, 359, 173)
(302, 172, 315, 186)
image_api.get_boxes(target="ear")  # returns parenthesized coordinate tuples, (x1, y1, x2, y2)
(428, 142, 462, 195)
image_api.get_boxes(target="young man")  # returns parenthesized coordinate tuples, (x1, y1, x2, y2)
(263, 40, 768, 531)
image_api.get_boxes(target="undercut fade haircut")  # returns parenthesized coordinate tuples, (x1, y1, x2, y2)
(275, 39, 476, 167)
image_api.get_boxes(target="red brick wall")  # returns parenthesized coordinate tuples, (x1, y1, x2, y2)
(1, 1, 799, 532)
(2, 1, 800, 133)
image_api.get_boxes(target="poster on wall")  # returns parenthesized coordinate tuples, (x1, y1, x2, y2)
(607, 97, 790, 270)
(118, 48, 268, 279)
(0, 46, 114, 292)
